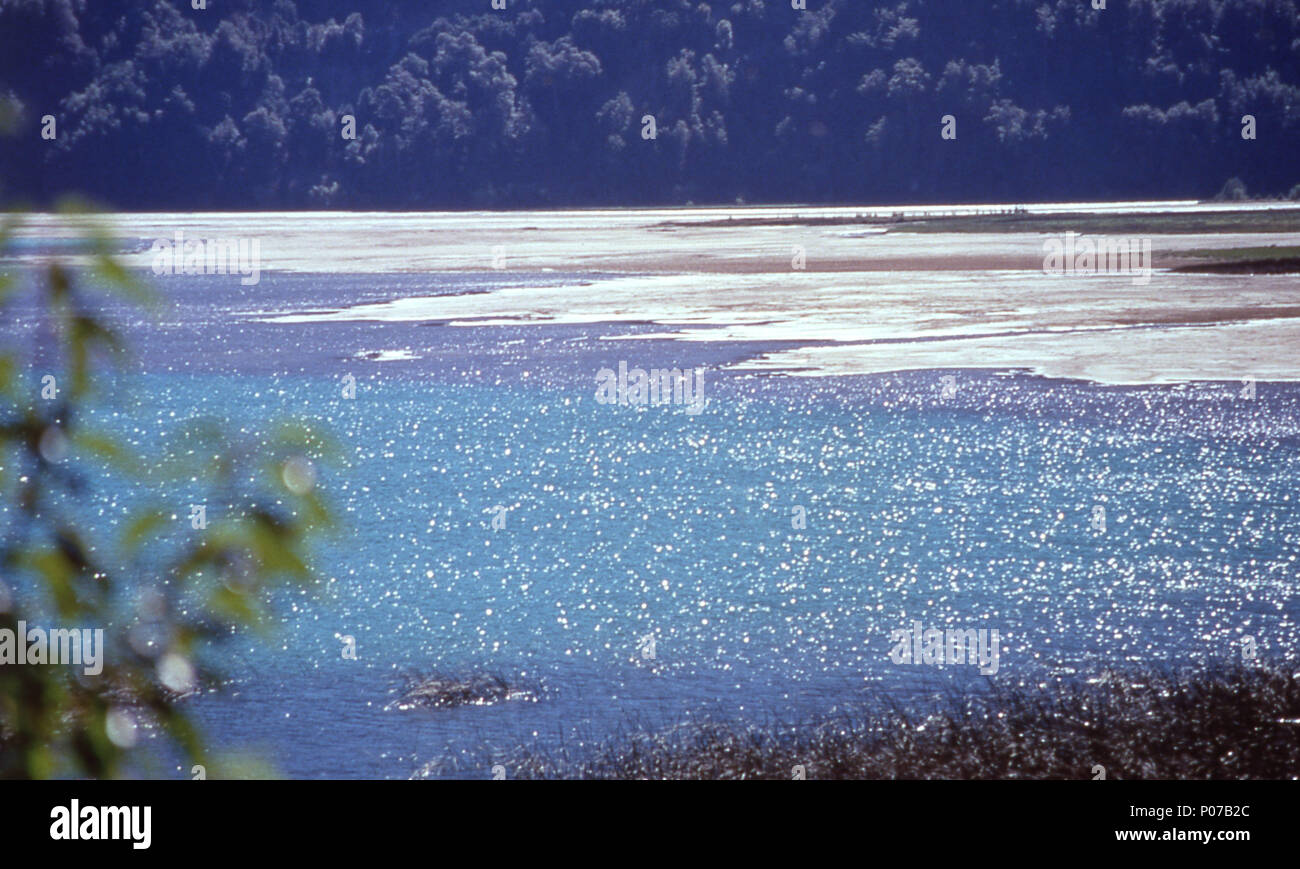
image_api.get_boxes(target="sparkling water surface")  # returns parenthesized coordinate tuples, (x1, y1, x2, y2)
(8, 268, 1300, 778)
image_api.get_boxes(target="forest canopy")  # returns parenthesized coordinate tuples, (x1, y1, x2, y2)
(1, 0, 1297, 208)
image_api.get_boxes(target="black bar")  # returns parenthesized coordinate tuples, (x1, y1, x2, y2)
(6, 781, 1286, 855)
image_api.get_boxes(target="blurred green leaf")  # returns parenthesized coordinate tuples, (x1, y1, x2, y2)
(72, 430, 141, 474)
(120, 509, 168, 555)
(0, 205, 333, 781)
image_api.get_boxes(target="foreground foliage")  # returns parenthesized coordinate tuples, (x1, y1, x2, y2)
(0, 207, 332, 778)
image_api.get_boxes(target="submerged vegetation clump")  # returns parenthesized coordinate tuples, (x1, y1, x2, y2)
(388, 672, 538, 711)
(498, 666, 1300, 780)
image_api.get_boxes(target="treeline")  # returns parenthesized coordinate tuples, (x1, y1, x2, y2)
(1, 0, 1297, 209)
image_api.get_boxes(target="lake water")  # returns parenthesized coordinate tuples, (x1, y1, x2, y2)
(5, 208, 1300, 777)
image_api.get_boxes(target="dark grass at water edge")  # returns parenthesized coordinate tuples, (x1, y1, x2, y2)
(1170, 244, 1300, 274)
(1179, 245, 1300, 260)
(486, 665, 1300, 780)
(659, 208, 1300, 234)
(1170, 258, 1300, 274)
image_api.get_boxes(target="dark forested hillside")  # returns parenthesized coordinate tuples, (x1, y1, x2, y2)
(1, 0, 1296, 208)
